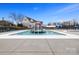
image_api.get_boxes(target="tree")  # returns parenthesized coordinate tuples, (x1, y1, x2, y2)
(17, 14, 24, 21)
(9, 13, 17, 21)
(9, 13, 24, 25)
(17, 23, 23, 27)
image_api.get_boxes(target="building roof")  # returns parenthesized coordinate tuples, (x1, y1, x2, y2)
(0, 20, 15, 26)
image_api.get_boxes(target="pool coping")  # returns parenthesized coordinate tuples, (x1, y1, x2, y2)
(0, 30, 79, 39)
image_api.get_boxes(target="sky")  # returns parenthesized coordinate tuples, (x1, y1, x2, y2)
(0, 3, 79, 24)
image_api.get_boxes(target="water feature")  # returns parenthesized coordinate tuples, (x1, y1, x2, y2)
(30, 22, 46, 33)
(12, 22, 65, 35)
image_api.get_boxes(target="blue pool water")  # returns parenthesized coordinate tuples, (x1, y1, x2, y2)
(14, 30, 65, 35)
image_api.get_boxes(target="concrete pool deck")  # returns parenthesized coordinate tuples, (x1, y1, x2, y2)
(0, 39, 79, 55)
(0, 30, 79, 55)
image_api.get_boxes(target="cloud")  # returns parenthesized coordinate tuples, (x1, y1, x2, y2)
(33, 7, 39, 11)
(56, 4, 79, 14)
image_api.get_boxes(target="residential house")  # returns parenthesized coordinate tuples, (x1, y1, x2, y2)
(22, 16, 43, 28)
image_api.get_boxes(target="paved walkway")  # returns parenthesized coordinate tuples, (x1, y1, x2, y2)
(66, 31, 79, 35)
(0, 30, 79, 55)
(0, 39, 79, 55)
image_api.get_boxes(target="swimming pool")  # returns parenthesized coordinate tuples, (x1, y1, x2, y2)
(13, 30, 65, 35)
(0, 30, 79, 39)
